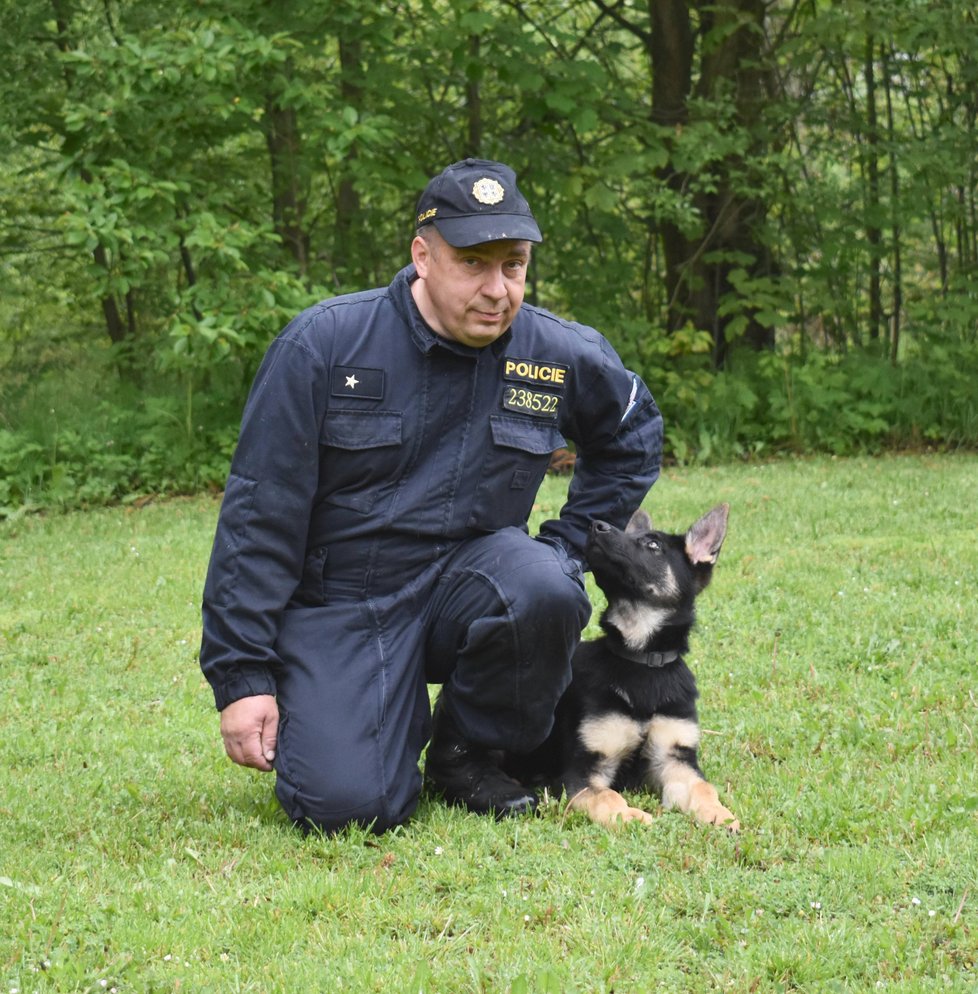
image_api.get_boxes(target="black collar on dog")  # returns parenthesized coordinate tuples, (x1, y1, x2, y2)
(609, 644, 682, 668)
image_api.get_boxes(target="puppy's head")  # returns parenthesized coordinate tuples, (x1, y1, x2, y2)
(586, 503, 730, 607)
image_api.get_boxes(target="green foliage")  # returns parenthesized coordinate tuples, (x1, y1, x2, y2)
(4, 327, 976, 514)
(649, 340, 978, 466)
(0, 365, 241, 518)
(1, 0, 978, 514)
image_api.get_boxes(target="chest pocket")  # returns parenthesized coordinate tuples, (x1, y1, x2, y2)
(468, 415, 566, 531)
(319, 410, 403, 513)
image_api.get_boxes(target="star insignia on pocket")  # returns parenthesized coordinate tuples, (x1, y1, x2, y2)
(345, 374, 359, 389)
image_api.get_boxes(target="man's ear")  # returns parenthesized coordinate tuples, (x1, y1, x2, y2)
(411, 235, 431, 278)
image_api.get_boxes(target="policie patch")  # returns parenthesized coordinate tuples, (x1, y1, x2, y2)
(502, 357, 569, 390)
(331, 366, 385, 400)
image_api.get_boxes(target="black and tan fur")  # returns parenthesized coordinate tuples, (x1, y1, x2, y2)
(507, 504, 738, 830)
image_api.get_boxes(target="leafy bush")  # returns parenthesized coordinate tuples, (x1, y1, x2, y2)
(2, 330, 977, 516)
(0, 378, 240, 518)
(644, 339, 978, 465)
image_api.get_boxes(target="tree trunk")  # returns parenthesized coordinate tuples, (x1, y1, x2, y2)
(863, 32, 883, 344)
(465, 34, 483, 157)
(264, 63, 310, 276)
(52, 0, 136, 363)
(647, 0, 776, 366)
(648, 0, 694, 334)
(883, 44, 902, 364)
(333, 30, 367, 285)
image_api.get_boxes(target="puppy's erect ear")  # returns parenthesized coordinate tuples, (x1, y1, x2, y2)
(625, 508, 653, 535)
(685, 503, 729, 565)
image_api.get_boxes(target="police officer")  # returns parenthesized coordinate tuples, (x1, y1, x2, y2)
(200, 159, 663, 833)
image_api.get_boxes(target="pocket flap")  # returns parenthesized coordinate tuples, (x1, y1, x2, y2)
(489, 415, 565, 455)
(321, 411, 402, 450)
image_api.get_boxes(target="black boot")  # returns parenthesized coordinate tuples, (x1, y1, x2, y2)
(425, 699, 538, 818)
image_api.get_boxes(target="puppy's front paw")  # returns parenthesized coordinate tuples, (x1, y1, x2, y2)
(569, 787, 655, 828)
(689, 781, 740, 832)
(704, 803, 739, 833)
(608, 804, 656, 827)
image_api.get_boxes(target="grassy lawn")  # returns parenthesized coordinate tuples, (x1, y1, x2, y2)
(2, 454, 976, 992)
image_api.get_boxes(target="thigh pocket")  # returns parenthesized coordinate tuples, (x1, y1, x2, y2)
(468, 416, 565, 531)
(274, 604, 386, 813)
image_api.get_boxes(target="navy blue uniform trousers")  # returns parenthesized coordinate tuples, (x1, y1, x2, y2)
(272, 527, 590, 833)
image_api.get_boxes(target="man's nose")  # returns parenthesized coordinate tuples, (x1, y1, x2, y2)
(481, 264, 506, 299)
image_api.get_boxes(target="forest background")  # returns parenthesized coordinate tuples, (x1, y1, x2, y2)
(2, 0, 977, 515)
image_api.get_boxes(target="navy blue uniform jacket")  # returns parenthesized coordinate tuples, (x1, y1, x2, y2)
(201, 265, 663, 711)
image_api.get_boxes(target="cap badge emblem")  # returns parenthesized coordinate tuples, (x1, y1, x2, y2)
(472, 178, 505, 205)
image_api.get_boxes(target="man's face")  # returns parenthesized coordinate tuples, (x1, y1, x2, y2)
(410, 230, 531, 348)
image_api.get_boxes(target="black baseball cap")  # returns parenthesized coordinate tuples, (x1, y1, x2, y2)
(414, 158, 542, 247)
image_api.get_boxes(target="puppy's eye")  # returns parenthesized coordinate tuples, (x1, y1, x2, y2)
(644, 539, 660, 552)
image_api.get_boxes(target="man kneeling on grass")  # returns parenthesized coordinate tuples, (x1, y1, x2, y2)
(199, 158, 662, 833)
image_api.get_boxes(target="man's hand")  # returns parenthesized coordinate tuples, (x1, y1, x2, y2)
(220, 694, 279, 772)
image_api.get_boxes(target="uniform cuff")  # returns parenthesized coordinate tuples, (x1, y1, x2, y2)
(534, 533, 587, 577)
(211, 666, 278, 712)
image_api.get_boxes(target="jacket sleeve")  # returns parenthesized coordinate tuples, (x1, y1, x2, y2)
(199, 322, 329, 711)
(538, 337, 663, 563)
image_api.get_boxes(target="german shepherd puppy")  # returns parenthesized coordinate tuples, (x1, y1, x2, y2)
(508, 504, 739, 831)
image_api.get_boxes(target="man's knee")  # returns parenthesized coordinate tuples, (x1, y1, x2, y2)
(497, 548, 591, 651)
(465, 531, 590, 626)
(275, 772, 420, 835)
(513, 560, 589, 626)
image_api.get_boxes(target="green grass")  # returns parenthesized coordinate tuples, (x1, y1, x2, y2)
(2, 455, 977, 992)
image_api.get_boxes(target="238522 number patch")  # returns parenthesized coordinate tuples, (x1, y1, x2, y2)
(502, 386, 561, 419)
